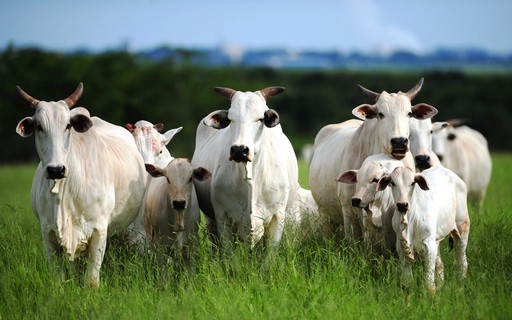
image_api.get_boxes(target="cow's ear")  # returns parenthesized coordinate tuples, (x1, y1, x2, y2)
(125, 123, 135, 132)
(154, 123, 164, 132)
(411, 103, 438, 120)
(193, 167, 212, 181)
(204, 110, 230, 129)
(163, 127, 183, 145)
(376, 175, 391, 191)
(264, 109, 280, 128)
(432, 121, 448, 133)
(70, 114, 93, 133)
(337, 170, 358, 184)
(16, 117, 35, 137)
(414, 174, 429, 190)
(145, 164, 163, 178)
(352, 104, 377, 120)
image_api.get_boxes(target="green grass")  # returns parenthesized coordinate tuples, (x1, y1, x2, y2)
(1, 156, 511, 319)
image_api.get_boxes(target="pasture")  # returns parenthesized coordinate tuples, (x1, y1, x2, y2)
(1, 155, 511, 319)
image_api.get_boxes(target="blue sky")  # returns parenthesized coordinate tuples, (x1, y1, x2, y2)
(1, 0, 511, 54)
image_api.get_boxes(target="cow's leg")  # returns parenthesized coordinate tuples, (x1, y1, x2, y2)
(435, 242, 445, 287)
(423, 238, 437, 298)
(86, 227, 108, 288)
(342, 205, 363, 243)
(42, 229, 68, 281)
(453, 228, 469, 280)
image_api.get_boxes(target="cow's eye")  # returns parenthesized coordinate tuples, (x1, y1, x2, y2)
(36, 124, 43, 131)
(408, 112, 413, 117)
(188, 177, 193, 183)
(390, 181, 396, 187)
(430, 130, 433, 134)
(65, 123, 72, 130)
(371, 178, 379, 183)
(378, 112, 384, 119)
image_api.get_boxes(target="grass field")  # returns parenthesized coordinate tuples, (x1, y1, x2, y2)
(1, 155, 511, 319)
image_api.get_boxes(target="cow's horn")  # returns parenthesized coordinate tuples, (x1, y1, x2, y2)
(214, 87, 237, 100)
(357, 84, 380, 102)
(64, 82, 84, 108)
(405, 78, 424, 100)
(16, 85, 40, 108)
(260, 86, 285, 100)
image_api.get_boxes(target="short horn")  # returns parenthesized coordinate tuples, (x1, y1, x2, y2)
(16, 85, 40, 108)
(214, 87, 237, 100)
(64, 82, 84, 108)
(405, 77, 424, 100)
(260, 86, 285, 100)
(446, 118, 471, 128)
(357, 84, 380, 102)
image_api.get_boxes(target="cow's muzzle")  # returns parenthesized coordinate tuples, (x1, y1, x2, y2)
(229, 145, 250, 163)
(397, 202, 409, 213)
(414, 155, 431, 171)
(390, 137, 408, 159)
(46, 165, 66, 179)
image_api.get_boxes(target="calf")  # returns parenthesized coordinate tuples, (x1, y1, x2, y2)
(377, 166, 470, 297)
(337, 153, 404, 254)
(144, 158, 211, 278)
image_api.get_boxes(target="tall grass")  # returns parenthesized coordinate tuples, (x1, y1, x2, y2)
(1, 156, 511, 319)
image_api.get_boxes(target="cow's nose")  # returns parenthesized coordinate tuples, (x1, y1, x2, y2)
(390, 137, 409, 148)
(397, 202, 409, 213)
(229, 145, 250, 163)
(414, 155, 431, 171)
(46, 165, 66, 179)
(172, 200, 186, 210)
(351, 198, 362, 207)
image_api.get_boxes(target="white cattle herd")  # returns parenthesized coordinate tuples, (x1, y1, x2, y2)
(15, 78, 491, 296)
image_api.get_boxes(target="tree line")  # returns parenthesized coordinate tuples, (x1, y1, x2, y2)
(1, 46, 511, 163)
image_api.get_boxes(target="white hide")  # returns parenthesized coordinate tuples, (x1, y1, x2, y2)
(337, 153, 404, 252)
(309, 78, 437, 243)
(432, 123, 492, 207)
(143, 159, 210, 276)
(377, 166, 470, 297)
(192, 87, 299, 252)
(125, 120, 182, 248)
(16, 83, 146, 287)
(409, 118, 442, 171)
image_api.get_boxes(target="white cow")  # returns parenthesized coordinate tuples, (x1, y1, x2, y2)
(376, 166, 470, 297)
(191, 86, 299, 254)
(309, 78, 438, 242)
(432, 120, 492, 207)
(337, 153, 404, 253)
(15, 83, 147, 287)
(409, 117, 443, 171)
(144, 159, 211, 278)
(125, 120, 182, 168)
(125, 120, 182, 248)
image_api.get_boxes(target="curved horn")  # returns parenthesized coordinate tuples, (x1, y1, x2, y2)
(356, 84, 380, 102)
(214, 87, 237, 100)
(16, 85, 40, 108)
(404, 77, 424, 100)
(260, 86, 285, 100)
(64, 82, 84, 108)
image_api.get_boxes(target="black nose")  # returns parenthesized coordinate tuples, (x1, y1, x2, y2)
(46, 165, 66, 179)
(397, 202, 409, 213)
(351, 198, 362, 207)
(390, 137, 409, 149)
(230, 145, 250, 163)
(172, 200, 186, 210)
(414, 155, 431, 171)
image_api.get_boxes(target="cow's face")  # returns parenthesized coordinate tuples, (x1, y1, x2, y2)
(338, 162, 388, 208)
(126, 121, 182, 165)
(17, 102, 92, 179)
(353, 79, 438, 160)
(145, 159, 211, 231)
(377, 166, 429, 213)
(204, 87, 283, 163)
(431, 122, 452, 162)
(16, 83, 90, 180)
(409, 118, 434, 170)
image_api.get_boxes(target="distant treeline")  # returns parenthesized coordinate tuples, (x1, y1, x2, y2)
(1, 47, 511, 163)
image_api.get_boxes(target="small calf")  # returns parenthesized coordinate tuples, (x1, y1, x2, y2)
(144, 158, 211, 279)
(337, 153, 404, 253)
(377, 166, 470, 297)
